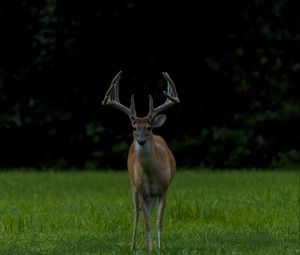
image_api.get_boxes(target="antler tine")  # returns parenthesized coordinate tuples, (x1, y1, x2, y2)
(102, 70, 122, 105)
(147, 72, 179, 120)
(102, 71, 136, 118)
(130, 94, 136, 116)
(148, 95, 154, 112)
(162, 72, 179, 102)
(115, 76, 120, 103)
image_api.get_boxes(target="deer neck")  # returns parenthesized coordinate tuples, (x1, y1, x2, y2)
(134, 135, 156, 169)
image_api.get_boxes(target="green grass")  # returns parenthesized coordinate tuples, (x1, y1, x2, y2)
(0, 169, 298, 254)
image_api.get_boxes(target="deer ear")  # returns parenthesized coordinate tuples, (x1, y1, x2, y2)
(152, 114, 166, 128)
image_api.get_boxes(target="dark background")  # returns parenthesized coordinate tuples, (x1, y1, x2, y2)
(0, 0, 299, 169)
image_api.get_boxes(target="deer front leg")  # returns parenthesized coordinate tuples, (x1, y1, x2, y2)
(157, 195, 166, 250)
(131, 190, 140, 251)
(140, 195, 153, 252)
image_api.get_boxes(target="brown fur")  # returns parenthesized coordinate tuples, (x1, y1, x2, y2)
(102, 71, 179, 252)
(127, 128, 176, 251)
(127, 134, 176, 197)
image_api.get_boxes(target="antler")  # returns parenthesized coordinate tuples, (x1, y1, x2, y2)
(147, 72, 179, 121)
(102, 70, 136, 117)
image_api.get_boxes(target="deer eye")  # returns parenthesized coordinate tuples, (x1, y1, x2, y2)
(147, 125, 152, 130)
(133, 127, 137, 131)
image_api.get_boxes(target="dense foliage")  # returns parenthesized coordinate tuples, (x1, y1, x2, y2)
(0, 1, 299, 169)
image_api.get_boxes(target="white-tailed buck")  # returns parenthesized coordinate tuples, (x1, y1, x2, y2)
(102, 71, 179, 252)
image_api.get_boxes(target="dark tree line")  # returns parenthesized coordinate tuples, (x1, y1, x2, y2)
(0, 0, 299, 169)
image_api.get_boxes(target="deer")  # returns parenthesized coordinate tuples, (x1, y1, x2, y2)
(102, 70, 179, 252)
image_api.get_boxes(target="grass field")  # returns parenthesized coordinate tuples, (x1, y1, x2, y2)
(0, 169, 298, 254)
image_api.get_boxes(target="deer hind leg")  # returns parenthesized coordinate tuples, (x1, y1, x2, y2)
(140, 195, 153, 252)
(157, 195, 166, 250)
(131, 190, 140, 251)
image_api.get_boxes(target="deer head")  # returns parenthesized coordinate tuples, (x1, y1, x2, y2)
(102, 71, 179, 146)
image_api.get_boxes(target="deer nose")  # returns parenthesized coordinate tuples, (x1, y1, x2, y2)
(137, 140, 146, 146)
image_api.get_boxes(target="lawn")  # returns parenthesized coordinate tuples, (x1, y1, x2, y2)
(0, 169, 298, 254)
